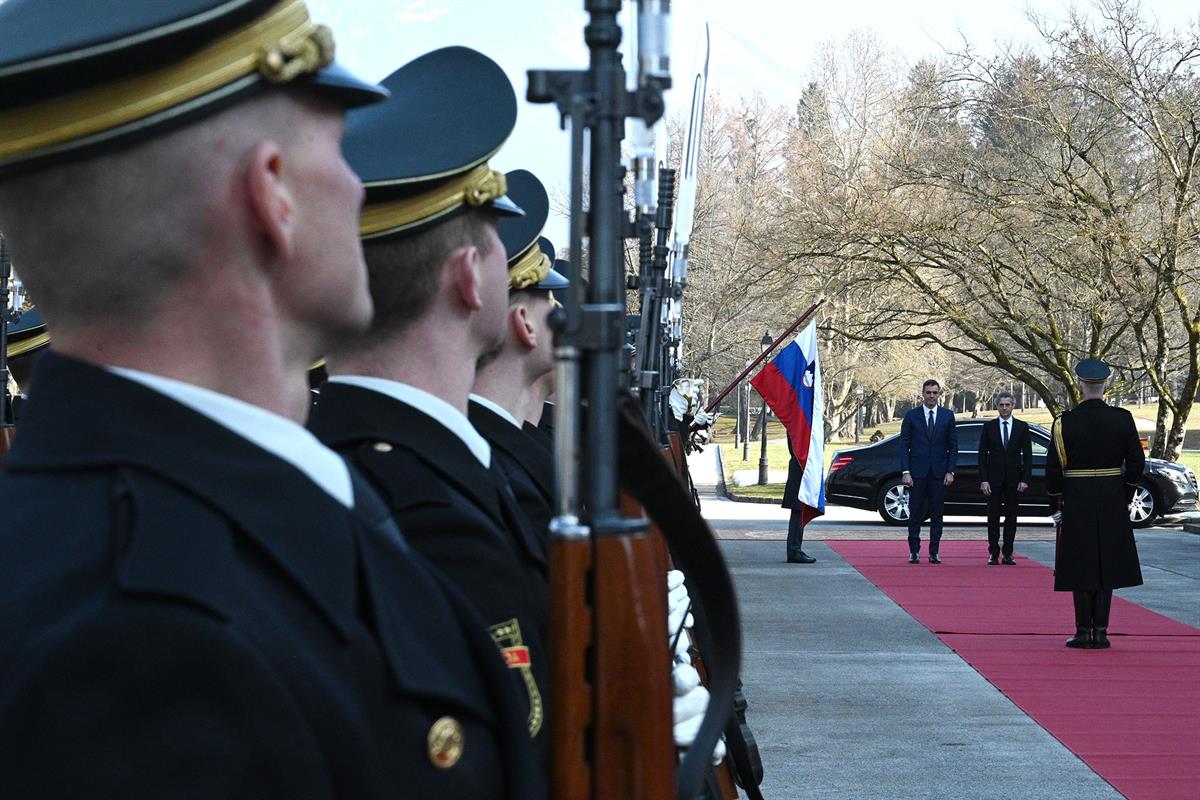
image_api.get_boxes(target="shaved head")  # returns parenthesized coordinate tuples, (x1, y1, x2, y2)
(0, 89, 323, 336)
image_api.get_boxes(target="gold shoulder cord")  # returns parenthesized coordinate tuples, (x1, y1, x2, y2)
(1051, 418, 1067, 469)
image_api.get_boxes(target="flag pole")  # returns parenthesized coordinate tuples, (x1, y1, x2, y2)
(704, 299, 823, 414)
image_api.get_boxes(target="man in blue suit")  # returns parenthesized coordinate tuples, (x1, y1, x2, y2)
(899, 379, 958, 563)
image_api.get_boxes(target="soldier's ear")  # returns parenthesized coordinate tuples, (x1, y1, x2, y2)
(244, 140, 295, 263)
(446, 245, 484, 312)
(510, 303, 537, 349)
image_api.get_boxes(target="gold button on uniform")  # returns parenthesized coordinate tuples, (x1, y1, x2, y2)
(427, 716, 464, 769)
(372, 442, 393, 453)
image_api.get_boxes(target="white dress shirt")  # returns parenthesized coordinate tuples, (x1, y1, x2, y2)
(109, 366, 354, 508)
(1000, 415, 1014, 447)
(330, 375, 491, 468)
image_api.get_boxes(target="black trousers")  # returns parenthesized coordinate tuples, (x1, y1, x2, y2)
(986, 479, 1019, 556)
(786, 508, 805, 558)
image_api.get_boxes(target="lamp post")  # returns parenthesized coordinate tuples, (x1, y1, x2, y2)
(742, 360, 751, 461)
(854, 384, 863, 444)
(733, 371, 742, 448)
(757, 331, 773, 485)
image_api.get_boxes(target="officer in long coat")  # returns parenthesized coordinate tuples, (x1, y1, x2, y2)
(1046, 358, 1145, 649)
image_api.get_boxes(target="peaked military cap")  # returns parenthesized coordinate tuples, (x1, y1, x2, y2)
(499, 170, 567, 291)
(346, 47, 523, 241)
(0, 0, 387, 177)
(5, 307, 46, 359)
(533, 238, 570, 291)
(1075, 358, 1111, 383)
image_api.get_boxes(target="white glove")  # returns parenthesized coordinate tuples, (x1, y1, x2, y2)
(666, 570, 694, 638)
(673, 631, 693, 663)
(669, 386, 690, 422)
(672, 662, 727, 765)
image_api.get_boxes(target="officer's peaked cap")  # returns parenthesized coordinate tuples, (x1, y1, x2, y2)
(5, 307, 47, 360)
(0, 0, 387, 177)
(499, 170, 566, 291)
(346, 47, 523, 241)
(1074, 358, 1111, 383)
(534, 238, 569, 291)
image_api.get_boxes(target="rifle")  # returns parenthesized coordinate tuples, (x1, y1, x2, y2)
(662, 26, 708, 400)
(624, 25, 765, 795)
(529, 3, 740, 797)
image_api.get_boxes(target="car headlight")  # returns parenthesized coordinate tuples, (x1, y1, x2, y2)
(1155, 467, 1192, 487)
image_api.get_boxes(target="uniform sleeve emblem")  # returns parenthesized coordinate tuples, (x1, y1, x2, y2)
(489, 618, 544, 736)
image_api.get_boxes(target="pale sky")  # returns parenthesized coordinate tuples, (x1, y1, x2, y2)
(311, 0, 1200, 247)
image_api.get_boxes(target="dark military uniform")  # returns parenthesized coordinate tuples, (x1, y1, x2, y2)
(310, 382, 551, 745)
(1046, 359, 1145, 648)
(472, 181, 569, 556)
(1046, 398, 1145, 590)
(0, 353, 539, 798)
(313, 47, 552, 789)
(523, 418, 554, 453)
(471, 398, 556, 558)
(781, 436, 816, 563)
(0, 4, 539, 794)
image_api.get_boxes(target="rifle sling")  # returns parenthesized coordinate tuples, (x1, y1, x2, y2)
(618, 395, 741, 800)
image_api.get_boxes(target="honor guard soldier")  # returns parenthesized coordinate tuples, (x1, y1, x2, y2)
(1046, 358, 1146, 649)
(306, 49, 551, 789)
(0, 4, 538, 797)
(470, 171, 568, 555)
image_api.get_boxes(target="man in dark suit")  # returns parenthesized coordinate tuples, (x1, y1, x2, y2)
(0, 7, 539, 798)
(1046, 358, 1144, 649)
(978, 390, 1034, 564)
(899, 379, 958, 563)
(308, 49, 553, 774)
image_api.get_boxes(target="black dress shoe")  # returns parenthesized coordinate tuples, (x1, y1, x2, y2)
(987, 555, 999, 565)
(1092, 628, 1111, 649)
(1065, 627, 1092, 648)
(928, 554, 942, 564)
(908, 554, 919, 564)
(787, 552, 816, 564)
(1002, 555, 1016, 565)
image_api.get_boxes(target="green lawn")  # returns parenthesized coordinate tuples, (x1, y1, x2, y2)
(1175, 451, 1200, 472)
(726, 483, 785, 501)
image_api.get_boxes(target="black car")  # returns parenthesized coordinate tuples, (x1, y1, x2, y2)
(825, 419, 1198, 527)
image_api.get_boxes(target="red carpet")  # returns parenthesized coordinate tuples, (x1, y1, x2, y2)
(828, 540, 1200, 800)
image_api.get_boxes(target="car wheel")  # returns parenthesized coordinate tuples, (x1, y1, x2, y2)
(877, 479, 910, 525)
(1129, 483, 1160, 528)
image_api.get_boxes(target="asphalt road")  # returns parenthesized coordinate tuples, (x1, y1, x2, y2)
(708, 507, 1199, 799)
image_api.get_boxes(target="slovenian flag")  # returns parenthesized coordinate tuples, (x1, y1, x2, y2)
(749, 321, 825, 524)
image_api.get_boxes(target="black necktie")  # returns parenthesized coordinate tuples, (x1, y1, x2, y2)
(1002, 419, 1009, 448)
(927, 409, 935, 431)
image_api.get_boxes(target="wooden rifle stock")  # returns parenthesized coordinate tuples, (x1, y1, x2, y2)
(0, 428, 12, 472)
(549, 533, 593, 798)
(550, 507, 675, 800)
